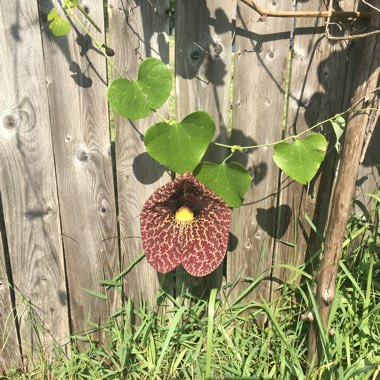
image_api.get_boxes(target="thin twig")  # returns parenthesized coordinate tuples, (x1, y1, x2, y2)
(326, 29, 380, 40)
(362, 0, 380, 14)
(240, 0, 371, 19)
(325, 0, 334, 41)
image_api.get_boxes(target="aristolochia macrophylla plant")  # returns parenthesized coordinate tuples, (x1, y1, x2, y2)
(140, 173, 231, 277)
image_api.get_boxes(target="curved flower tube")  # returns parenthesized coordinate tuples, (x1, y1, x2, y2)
(140, 173, 231, 277)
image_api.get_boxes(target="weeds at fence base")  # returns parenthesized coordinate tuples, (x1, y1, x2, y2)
(2, 201, 379, 379)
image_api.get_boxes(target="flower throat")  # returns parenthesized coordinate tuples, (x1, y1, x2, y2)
(175, 205, 194, 222)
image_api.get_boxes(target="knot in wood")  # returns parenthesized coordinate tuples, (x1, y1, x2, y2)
(77, 150, 89, 162)
(301, 311, 314, 322)
(213, 43, 223, 56)
(322, 288, 333, 305)
(190, 50, 201, 61)
(3, 114, 18, 130)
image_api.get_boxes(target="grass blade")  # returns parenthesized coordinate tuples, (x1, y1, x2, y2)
(82, 288, 108, 300)
(153, 305, 186, 378)
(205, 289, 217, 379)
(114, 253, 145, 282)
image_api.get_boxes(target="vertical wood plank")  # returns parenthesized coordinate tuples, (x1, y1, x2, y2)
(0, 196, 22, 373)
(227, 1, 292, 304)
(272, 0, 361, 294)
(38, 0, 119, 333)
(0, 0, 70, 364)
(355, 119, 380, 210)
(342, 4, 378, 229)
(0, 271, 20, 374)
(175, 0, 236, 296)
(108, 0, 171, 305)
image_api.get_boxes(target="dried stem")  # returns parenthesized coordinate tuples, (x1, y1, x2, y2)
(240, 0, 371, 18)
(326, 28, 380, 40)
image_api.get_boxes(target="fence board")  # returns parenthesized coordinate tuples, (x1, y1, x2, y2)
(0, 1, 69, 364)
(175, 0, 236, 296)
(39, 0, 119, 334)
(355, 119, 380, 209)
(109, 0, 171, 305)
(0, 276, 19, 374)
(0, 197, 22, 373)
(227, 1, 292, 304)
(272, 0, 363, 294)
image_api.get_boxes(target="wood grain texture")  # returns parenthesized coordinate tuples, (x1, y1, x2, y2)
(0, 0, 69, 365)
(343, 2, 379, 213)
(0, 271, 20, 374)
(38, 0, 119, 334)
(355, 118, 380, 210)
(272, 0, 362, 296)
(175, 0, 236, 296)
(227, 1, 292, 304)
(109, 0, 171, 305)
(0, 197, 22, 373)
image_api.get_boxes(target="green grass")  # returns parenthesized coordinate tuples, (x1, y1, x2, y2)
(2, 193, 379, 379)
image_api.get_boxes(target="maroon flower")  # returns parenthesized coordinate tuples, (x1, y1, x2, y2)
(140, 173, 231, 277)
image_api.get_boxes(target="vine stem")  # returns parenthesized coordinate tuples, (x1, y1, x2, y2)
(76, 4, 102, 33)
(70, 10, 124, 78)
(222, 153, 234, 164)
(154, 110, 170, 124)
(214, 106, 379, 151)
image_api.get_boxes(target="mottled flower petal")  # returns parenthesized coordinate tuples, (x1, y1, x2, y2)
(140, 173, 231, 276)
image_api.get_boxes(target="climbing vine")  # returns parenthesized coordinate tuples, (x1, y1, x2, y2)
(47, 1, 350, 209)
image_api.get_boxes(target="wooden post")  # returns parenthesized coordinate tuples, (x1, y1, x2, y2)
(308, 6, 380, 364)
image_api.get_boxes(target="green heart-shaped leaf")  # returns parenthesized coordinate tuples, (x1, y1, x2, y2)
(48, 8, 72, 36)
(107, 58, 172, 120)
(193, 162, 252, 208)
(144, 111, 215, 174)
(330, 116, 346, 152)
(273, 134, 327, 185)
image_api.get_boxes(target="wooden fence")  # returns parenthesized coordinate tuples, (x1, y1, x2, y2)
(0, 0, 379, 372)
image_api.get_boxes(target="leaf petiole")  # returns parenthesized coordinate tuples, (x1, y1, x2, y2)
(70, 12, 124, 78)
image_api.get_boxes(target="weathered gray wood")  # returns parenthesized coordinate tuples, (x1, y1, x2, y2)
(227, 1, 292, 305)
(0, 276, 20, 374)
(0, 198, 22, 373)
(272, 0, 361, 295)
(108, 0, 171, 305)
(0, 0, 70, 364)
(175, 0, 236, 296)
(355, 119, 380, 209)
(344, 0, 376, 211)
(38, 0, 119, 333)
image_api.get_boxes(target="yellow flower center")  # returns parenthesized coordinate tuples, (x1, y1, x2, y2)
(175, 206, 194, 222)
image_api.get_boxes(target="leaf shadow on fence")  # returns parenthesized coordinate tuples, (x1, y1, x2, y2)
(38, 0, 108, 88)
(280, 31, 370, 281)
